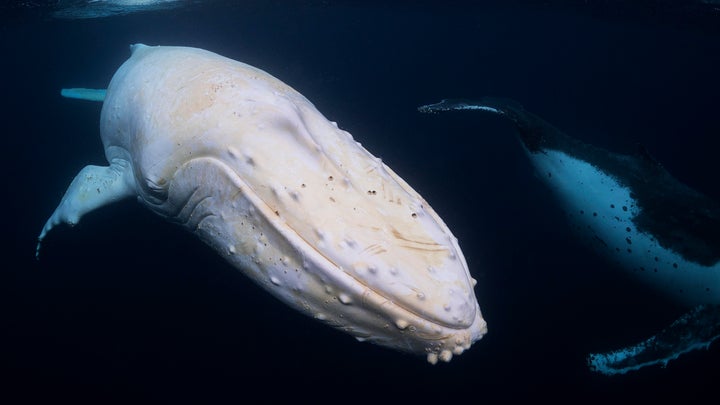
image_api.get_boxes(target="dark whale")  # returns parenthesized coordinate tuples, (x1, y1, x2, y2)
(419, 98, 720, 374)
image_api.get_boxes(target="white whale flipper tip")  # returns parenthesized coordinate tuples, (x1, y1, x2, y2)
(36, 161, 135, 259)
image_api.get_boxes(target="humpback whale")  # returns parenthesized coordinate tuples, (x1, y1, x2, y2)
(418, 98, 720, 374)
(36, 45, 486, 364)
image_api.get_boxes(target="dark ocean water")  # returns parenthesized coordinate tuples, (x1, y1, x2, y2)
(3, 1, 719, 402)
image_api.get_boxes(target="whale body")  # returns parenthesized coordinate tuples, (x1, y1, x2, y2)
(37, 45, 486, 364)
(419, 98, 720, 374)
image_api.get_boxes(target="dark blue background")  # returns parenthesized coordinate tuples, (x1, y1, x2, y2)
(3, 1, 719, 402)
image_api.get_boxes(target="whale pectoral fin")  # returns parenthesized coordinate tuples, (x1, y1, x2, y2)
(418, 98, 509, 115)
(60, 88, 107, 102)
(36, 159, 135, 258)
(588, 304, 720, 375)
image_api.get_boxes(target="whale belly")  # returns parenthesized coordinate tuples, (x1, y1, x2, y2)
(529, 150, 720, 306)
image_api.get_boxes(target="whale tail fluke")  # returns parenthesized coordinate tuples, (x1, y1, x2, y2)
(60, 88, 107, 102)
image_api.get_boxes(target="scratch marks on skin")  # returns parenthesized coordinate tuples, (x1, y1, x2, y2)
(381, 181, 403, 206)
(362, 243, 388, 256)
(391, 226, 447, 252)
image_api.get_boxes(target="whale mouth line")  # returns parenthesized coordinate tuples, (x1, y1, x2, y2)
(288, 231, 473, 331)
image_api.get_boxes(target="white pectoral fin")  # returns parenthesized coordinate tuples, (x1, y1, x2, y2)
(37, 159, 135, 258)
(588, 304, 720, 375)
(60, 88, 107, 102)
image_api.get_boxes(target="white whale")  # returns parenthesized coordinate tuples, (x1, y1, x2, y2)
(37, 44, 486, 363)
(419, 98, 720, 374)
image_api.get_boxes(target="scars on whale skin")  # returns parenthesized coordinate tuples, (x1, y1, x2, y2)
(36, 45, 487, 364)
(419, 98, 720, 374)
